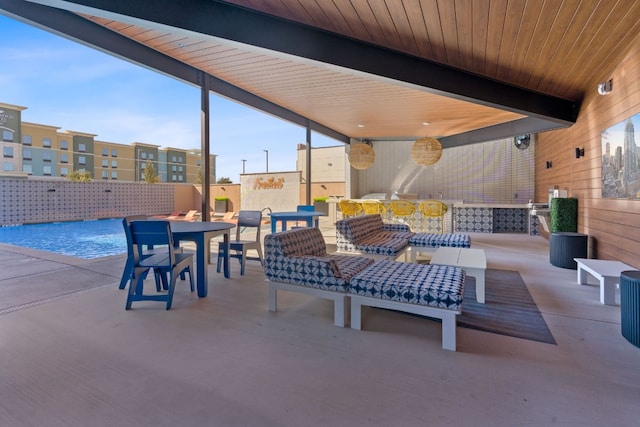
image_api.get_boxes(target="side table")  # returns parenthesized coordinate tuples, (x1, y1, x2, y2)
(549, 232, 587, 269)
(620, 270, 640, 348)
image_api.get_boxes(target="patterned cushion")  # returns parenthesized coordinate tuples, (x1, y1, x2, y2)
(349, 260, 465, 310)
(264, 228, 374, 291)
(409, 233, 471, 249)
(336, 214, 413, 254)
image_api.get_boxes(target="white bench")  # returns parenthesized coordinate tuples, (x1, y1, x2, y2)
(431, 247, 487, 303)
(574, 258, 634, 305)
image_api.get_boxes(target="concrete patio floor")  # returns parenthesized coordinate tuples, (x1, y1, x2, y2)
(0, 218, 638, 427)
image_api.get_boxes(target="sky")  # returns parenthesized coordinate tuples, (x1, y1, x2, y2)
(0, 14, 341, 182)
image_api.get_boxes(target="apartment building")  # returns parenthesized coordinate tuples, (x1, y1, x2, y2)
(0, 101, 216, 184)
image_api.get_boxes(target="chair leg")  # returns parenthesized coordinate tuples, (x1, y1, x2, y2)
(216, 244, 226, 273)
(257, 245, 264, 266)
(166, 272, 178, 310)
(187, 266, 194, 292)
(240, 250, 247, 275)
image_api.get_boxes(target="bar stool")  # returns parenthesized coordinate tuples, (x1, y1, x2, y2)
(388, 200, 416, 229)
(361, 199, 387, 215)
(418, 200, 448, 232)
(338, 200, 363, 218)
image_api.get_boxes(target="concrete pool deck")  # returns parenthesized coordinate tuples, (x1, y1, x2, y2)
(0, 217, 638, 426)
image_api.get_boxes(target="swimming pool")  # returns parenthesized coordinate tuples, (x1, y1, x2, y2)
(0, 218, 127, 259)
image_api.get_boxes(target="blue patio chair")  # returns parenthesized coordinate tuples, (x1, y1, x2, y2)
(119, 216, 162, 291)
(294, 204, 315, 228)
(119, 216, 184, 291)
(216, 210, 264, 276)
(126, 220, 194, 310)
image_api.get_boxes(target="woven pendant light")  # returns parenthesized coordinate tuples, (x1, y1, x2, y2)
(348, 142, 375, 170)
(411, 136, 442, 166)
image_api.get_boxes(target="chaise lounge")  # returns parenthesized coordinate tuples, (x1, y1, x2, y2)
(264, 227, 466, 350)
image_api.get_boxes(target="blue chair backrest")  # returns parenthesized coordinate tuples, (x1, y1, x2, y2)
(130, 220, 176, 266)
(237, 210, 262, 228)
(297, 205, 314, 212)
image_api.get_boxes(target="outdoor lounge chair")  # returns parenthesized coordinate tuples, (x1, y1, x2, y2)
(169, 209, 199, 222)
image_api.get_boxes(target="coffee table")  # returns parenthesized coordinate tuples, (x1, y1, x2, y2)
(574, 258, 633, 305)
(431, 247, 487, 303)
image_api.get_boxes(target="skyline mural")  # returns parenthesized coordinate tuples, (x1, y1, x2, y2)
(601, 114, 640, 199)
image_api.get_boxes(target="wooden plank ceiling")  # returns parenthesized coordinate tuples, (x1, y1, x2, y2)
(10, 0, 640, 144)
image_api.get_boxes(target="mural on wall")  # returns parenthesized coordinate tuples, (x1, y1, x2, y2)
(601, 114, 640, 199)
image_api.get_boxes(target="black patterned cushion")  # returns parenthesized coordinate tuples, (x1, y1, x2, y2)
(264, 228, 374, 291)
(349, 260, 465, 310)
(336, 214, 413, 255)
(409, 233, 471, 249)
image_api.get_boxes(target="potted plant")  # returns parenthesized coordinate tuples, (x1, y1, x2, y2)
(313, 196, 329, 214)
(214, 196, 229, 213)
(550, 197, 578, 232)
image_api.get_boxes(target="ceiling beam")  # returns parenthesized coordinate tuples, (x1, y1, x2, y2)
(0, 0, 349, 143)
(33, 0, 580, 127)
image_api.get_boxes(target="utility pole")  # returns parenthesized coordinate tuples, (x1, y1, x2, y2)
(263, 149, 269, 172)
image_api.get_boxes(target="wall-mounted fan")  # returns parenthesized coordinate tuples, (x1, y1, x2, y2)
(514, 134, 531, 150)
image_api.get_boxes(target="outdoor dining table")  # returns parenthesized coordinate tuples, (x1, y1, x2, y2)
(269, 211, 327, 233)
(170, 221, 235, 297)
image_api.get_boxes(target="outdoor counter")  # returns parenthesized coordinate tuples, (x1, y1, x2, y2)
(452, 203, 529, 234)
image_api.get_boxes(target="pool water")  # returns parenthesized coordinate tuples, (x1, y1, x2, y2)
(0, 218, 127, 259)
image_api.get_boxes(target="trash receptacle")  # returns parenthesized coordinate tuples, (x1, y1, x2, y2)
(549, 232, 587, 269)
(620, 270, 640, 348)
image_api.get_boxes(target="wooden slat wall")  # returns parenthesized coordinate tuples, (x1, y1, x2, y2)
(535, 34, 640, 268)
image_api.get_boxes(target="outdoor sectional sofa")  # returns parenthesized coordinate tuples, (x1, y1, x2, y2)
(335, 214, 472, 261)
(264, 227, 466, 350)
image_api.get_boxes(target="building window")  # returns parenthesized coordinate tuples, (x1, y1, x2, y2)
(60, 167, 68, 177)
(78, 143, 86, 152)
(43, 151, 52, 162)
(148, 153, 154, 160)
(60, 140, 68, 150)
(3, 146, 13, 158)
(60, 153, 68, 163)
(111, 149, 117, 157)
(178, 166, 183, 172)
(111, 160, 117, 168)
(172, 174, 177, 181)
(2, 130, 14, 142)
(78, 156, 86, 165)
(196, 160, 201, 167)
(43, 137, 52, 147)
(23, 164, 33, 174)
(172, 155, 177, 162)
(178, 156, 183, 163)
(3, 162, 14, 171)
(43, 165, 52, 176)
(102, 159, 108, 167)
(140, 152, 147, 159)
(102, 148, 108, 156)
(111, 171, 118, 180)
(102, 171, 108, 179)
(22, 148, 32, 159)
(178, 175, 183, 182)
(23, 135, 32, 145)
(140, 161, 146, 170)
(172, 165, 177, 172)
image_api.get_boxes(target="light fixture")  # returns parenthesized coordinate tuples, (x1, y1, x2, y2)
(348, 139, 375, 170)
(575, 147, 585, 158)
(597, 79, 612, 95)
(411, 136, 442, 166)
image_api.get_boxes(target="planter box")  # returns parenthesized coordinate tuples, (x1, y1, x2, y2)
(215, 199, 229, 213)
(313, 201, 329, 215)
